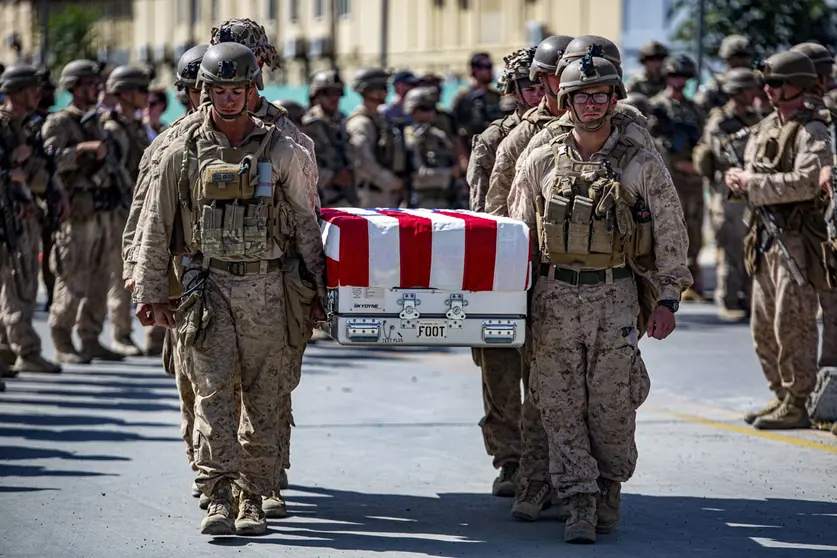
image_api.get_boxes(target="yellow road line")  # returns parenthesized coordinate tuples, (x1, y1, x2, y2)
(664, 411, 837, 454)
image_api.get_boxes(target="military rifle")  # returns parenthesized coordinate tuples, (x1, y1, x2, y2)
(23, 114, 64, 229)
(827, 121, 837, 242)
(720, 132, 807, 286)
(0, 172, 29, 294)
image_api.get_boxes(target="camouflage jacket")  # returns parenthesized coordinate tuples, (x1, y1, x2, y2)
(649, 93, 705, 173)
(101, 109, 150, 185)
(451, 85, 504, 155)
(466, 112, 520, 212)
(692, 101, 761, 193)
(302, 104, 350, 191)
(626, 69, 666, 99)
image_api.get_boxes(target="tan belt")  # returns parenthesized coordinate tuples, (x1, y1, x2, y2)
(207, 258, 281, 276)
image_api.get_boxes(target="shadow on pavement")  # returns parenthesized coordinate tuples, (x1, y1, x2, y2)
(0, 412, 170, 429)
(0, 426, 181, 444)
(0, 464, 115, 478)
(0, 486, 60, 493)
(206, 485, 837, 558)
(7, 386, 179, 402)
(0, 446, 130, 461)
(0, 396, 181, 413)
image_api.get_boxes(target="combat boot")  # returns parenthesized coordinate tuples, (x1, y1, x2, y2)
(718, 306, 747, 323)
(492, 462, 519, 498)
(279, 469, 289, 490)
(263, 492, 288, 519)
(511, 478, 552, 521)
(0, 360, 18, 379)
(200, 480, 236, 536)
(596, 478, 621, 534)
(12, 354, 62, 374)
(753, 395, 811, 430)
(681, 287, 706, 302)
(0, 346, 15, 366)
(191, 481, 201, 498)
(744, 396, 785, 425)
(236, 491, 268, 536)
(112, 336, 142, 357)
(79, 338, 125, 362)
(563, 493, 597, 544)
(52, 331, 92, 365)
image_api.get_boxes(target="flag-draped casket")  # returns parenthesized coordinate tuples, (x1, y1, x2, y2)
(320, 208, 531, 347)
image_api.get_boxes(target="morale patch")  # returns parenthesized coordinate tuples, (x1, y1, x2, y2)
(205, 165, 239, 184)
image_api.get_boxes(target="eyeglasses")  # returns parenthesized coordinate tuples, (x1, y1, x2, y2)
(571, 92, 611, 105)
(764, 78, 786, 89)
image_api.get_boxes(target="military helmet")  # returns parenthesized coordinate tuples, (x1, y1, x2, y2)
(622, 92, 651, 117)
(529, 35, 574, 80)
(37, 66, 56, 90)
(106, 65, 150, 94)
(790, 42, 833, 76)
(310, 70, 345, 97)
(418, 71, 444, 86)
(58, 59, 100, 90)
(559, 35, 621, 71)
(761, 50, 817, 90)
(198, 42, 264, 90)
(639, 41, 669, 62)
(719, 35, 751, 60)
(176, 44, 209, 89)
(662, 54, 697, 78)
(0, 64, 40, 94)
(403, 86, 438, 113)
(498, 46, 536, 93)
(557, 55, 627, 107)
(275, 99, 305, 125)
(352, 68, 389, 94)
(210, 18, 282, 71)
(722, 67, 760, 94)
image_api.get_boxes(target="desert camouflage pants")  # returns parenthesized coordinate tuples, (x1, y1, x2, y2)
(751, 234, 818, 399)
(0, 218, 42, 358)
(49, 214, 109, 343)
(189, 267, 291, 497)
(479, 348, 524, 468)
(818, 289, 837, 368)
(77, 209, 133, 341)
(672, 173, 705, 284)
(529, 275, 649, 497)
(709, 192, 750, 310)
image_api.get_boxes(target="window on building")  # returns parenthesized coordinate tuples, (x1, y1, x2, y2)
(459, 0, 469, 9)
(313, 0, 324, 19)
(289, 0, 299, 22)
(267, 0, 277, 20)
(337, 0, 350, 17)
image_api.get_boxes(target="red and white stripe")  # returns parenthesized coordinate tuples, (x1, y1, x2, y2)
(320, 208, 531, 292)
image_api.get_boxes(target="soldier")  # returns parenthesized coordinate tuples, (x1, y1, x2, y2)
(43, 60, 125, 364)
(692, 68, 762, 321)
(93, 66, 151, 357)
(626, 41, 669, 98)
(303, 70, 356, 207)
(0, 64, 63, 374)
(346, 68, 406, 208)
(509, 54, 690, 543)
(403, 86, 457, 209)
(452, 53, 504, 172)
(622, 92, 652, 118)
(725, 51, 829, 430)
(790, 42, 837, 372)
(417, 72, 457, 140)
(467, 46, 545, 212)
(695, 34, 753, 112)
(33, 67, 58, 312)
(276, 100, 305, 128)
(650, 55, 706, 301)
(133, 42, 326, 536)
(380, 70, 420, 127)
(175, 44, 209, 112)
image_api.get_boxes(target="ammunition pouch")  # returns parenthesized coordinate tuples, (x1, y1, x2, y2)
(176, 289, 211, 349)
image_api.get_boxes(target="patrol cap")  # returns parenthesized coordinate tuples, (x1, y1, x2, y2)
(391, 70, 420, 86)
(761, 50, 817, 90)
(59, 59, 101, 90)
(0, 64, 40, 94)
(722, 67, 760, 93)
(198, 42, 264, 90)
(639, 41, 669, 62)
(557, 54, 626, 107)
(529, 35, 574, 80)
(106, 65, 151, 94)
(790, 42, 834, 76)
(210, 18, 282, 71)
(719, 35, 751, 60)
(352, 67, 390, 94)
(403, 86, 438, 113)
(176, 44, 209, 89)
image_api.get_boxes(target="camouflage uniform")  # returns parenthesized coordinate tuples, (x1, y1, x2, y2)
(694, 35, 752, 113)
(467, 113, 520, 212)
(451, 85, 504, 158)
(626, 41, 669, 99)
(509, 58, 690, 542)
(693, 95, 761, 316)
(132, 43, 325, 536)
(302, 105, 355, 207)
(740, 52, 829, 430)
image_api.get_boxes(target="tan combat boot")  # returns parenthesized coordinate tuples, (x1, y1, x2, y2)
(236, 491, 268, 535)
(200, 480, 236, 536)
(112, 336, 142, 357)
(492, 462, 519, 498)
(263, 492, 288, 519)
(596, 478, 621, 534)
(744, 395, 785, 425)
(79, 338, 125, 362)
(511, 478, 552, 522)
(12, 354, 62, 374)
(52, 330, 92, 365)
(753, 395, 811, 430)
(564, 493, 597, 544)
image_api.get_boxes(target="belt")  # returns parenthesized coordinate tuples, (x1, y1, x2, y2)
(539, 264, 633, 286)
(208, 258, 281, 276)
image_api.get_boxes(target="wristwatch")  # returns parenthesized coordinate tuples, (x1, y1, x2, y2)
(658, 299, 679, 313)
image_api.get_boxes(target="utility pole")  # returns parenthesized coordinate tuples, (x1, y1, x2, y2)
(39, 0, 49, 65)
(380, 0, 388, 68)
(330, 0, 338, 71)
(696, 0, 706, 82)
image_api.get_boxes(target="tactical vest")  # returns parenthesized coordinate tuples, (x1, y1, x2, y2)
(408, 124, 454, 192)
(178, 124, 291, 261)
(347, 111, 407, 175)
(540, 134, 642, 270)
(101, 111, 151, 182)
(70, 111, 112, 190)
